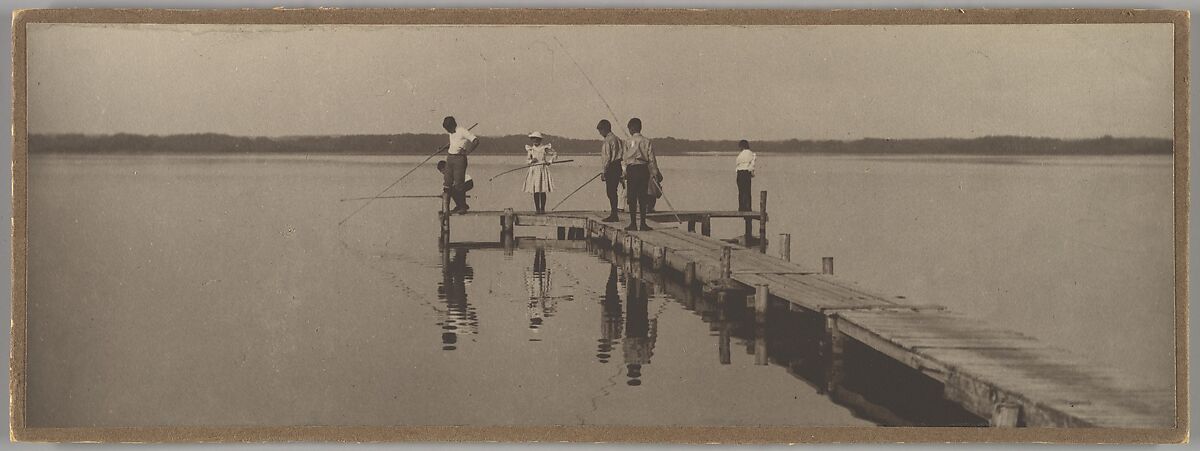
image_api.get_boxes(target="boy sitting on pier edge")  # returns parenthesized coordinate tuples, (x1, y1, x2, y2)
(437, 160, 474, 194)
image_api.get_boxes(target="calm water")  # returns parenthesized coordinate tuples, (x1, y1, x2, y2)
(25, 152, 1174, 427)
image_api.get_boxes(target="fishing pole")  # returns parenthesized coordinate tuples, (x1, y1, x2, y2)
(550, 172, 603, 211)
(556, 36, 685, 225)
(650, 177, 683, 224)
(337, 122, 477, 226)
(487, 159, 576, 182)
(339, 194, 472, 202)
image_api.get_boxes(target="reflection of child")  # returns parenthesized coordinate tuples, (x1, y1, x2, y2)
(437, 160, 474, 194)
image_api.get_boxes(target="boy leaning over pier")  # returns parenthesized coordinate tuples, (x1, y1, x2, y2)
(442, 116, 479, 214)
(597, 119, 625, 223)
(621, 118, 663, 231)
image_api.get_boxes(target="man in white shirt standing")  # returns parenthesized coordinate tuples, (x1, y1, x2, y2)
(735, 140, 756, 211)
(443, 116, 479, 213)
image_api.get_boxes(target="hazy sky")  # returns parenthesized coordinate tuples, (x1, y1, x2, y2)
(27, 23, 1173, 140)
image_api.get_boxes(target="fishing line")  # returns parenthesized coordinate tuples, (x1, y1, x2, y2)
(555, 36, 683, 225)
(338, 122, 477, 226)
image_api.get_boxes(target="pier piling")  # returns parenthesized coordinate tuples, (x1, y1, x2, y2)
(822, 257, 834, 275)
(779, 233, 791, 261)
(759, 191, 768, 253)
(755, 283, 770, 322)
(440, 191, 451, 242)
(991, 402, 1022, 427)
(720, 246, 733, 282)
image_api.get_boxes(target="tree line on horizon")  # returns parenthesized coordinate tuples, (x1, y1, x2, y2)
(27, 133, 1173, 156)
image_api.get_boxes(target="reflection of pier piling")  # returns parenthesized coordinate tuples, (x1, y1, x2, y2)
(435, 189, 1174, 428)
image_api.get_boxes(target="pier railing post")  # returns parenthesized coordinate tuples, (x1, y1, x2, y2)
(688, 220, 696, 233)
(701, 216, 712, 237)
(822, 257, 834, 275)
(779, 233, 791, 262)
(759, 191, 768, 253)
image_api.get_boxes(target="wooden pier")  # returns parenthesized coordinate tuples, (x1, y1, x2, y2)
(437, 191, 1175, 428)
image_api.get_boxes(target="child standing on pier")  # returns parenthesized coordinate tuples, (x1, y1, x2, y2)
(735, 140, 756, 211)
(523, 132, 556, 214)
(597, 120, 625, 222)
(443, 116, 479, 214)
(622, 118, 663, 231)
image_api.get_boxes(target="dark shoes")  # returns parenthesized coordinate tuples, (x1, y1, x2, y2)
(639, 224, 653, 231)
(450, 204, 469, 214)
(625, 223, 639, 231)
(602, 213, 621, 223)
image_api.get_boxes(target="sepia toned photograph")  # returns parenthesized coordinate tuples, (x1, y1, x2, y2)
(9, 8, 1188, 444)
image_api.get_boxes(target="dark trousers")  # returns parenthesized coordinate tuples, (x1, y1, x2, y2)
(444, 154, 468, 208)
(736, 170, 753, 211)
(604, 162, 623, 214)
(625, 164, 650, 224)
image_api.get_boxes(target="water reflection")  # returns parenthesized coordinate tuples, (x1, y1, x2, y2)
(622, 269, 658, 386)
(436, 247, 478, 351)
(596, 265, 623, 363)
(594, 244, 985, 426)
(524, 247, 559, 336)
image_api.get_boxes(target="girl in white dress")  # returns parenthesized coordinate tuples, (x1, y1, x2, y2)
(523, 132, 556, 213)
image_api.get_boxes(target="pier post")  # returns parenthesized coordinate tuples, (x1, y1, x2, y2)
(718, 315, 732, 365)
(822, 257, 834, 275)
(585, 221, 593, 240)
(684, 261, 697, 286)
(759, 191, 768, 253)
(991, 402, 1022, 427)
(440, 191, 451, 242)
(654, 246, 668, 270)
(825, 316, 846, 393)
(754, 325, 768, 366)
(779, 233, 791, 262)
(744, 218, 753, 249)
(701, 216, 712, 237)
(720, 246, 733, 282)
(755, 284, 770, 323)
(688, 220, 696, 233)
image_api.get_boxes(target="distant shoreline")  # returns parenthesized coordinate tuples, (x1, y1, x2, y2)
(28, 133, 1173, 156)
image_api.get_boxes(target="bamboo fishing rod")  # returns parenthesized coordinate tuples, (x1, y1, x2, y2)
(339, 194, 472, 202)
(337, 122, 477, 226)
(550, 172, 602, 211)
(487, 159, 576, 182)
(555, 36, 683, 224)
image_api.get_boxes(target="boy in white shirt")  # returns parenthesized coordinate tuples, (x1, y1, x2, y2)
(442, 116, 479, 213)
(735, 140, 756, 211)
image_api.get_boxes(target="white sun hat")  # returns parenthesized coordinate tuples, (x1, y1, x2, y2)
(528, 131, 544, 139)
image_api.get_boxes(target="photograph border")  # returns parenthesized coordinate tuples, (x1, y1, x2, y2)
(8, 7, 1190, 444)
